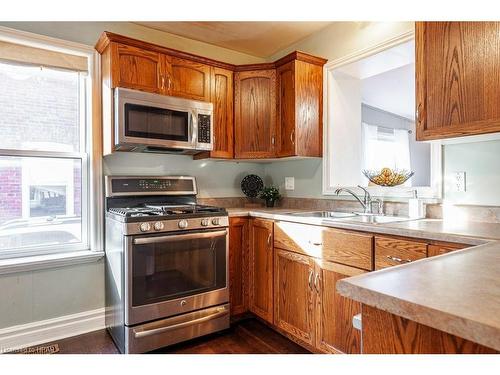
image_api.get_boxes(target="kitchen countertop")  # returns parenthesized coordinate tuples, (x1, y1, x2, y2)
(226, 207, 496, 245)
(337, 242, 500, 351)
(226, 207, 500, 350)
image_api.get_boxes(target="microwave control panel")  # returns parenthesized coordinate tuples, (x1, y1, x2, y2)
(198, 114, 211, 144)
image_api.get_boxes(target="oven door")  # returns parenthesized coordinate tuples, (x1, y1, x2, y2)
(115, 88, 197, 151)
(124, 228, 228, 326)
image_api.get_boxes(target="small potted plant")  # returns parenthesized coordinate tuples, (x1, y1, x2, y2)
(259, 186, 281, 208)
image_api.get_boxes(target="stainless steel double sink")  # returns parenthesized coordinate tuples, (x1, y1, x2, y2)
(284, 211, 412, 224)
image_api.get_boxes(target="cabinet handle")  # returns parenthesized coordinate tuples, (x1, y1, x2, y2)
(267, 233, 272, 248)
(308, 270, 314, 290)
(167, 76, 172, 90)
(161, 75, 165, 90)
(271, 136, 275, 145)
(290, 130, 295, 145)
(386, 255, 412, 264)
(416, 103, 422, 123)
(313, 273, 321, 294)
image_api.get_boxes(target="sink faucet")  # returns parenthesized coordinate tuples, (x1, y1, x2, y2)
(334, 185, 383, 215)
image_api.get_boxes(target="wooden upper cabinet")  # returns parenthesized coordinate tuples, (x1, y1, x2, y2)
(277, 59, 325, 157)
(111, 43, 163, 93)
(315, 261, 365, 354)
(416, 22, 500, 140)
(210, 67, 234, 158)
(249, 218, 274, 323)
(274, 249, 316, 346)
(234, 69, 277, 159)
(164, 56, 211, 101)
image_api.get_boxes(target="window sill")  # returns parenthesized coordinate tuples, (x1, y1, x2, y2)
(0, 250, 104, 275)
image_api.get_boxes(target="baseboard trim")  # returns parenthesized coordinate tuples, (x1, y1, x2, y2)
(0, 308, 105, 353)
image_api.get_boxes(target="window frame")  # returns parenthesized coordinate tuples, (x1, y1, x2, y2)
(0, 26, 103, 262)
(322, 29, 443, 199)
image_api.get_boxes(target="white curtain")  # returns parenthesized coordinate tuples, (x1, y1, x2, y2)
(362, 123, 412, 186)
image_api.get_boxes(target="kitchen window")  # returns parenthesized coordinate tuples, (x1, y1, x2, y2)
(0, 31, 101, 263)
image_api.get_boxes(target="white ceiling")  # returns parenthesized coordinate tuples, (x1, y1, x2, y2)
(362, 63, 415, 120)
(337, 40, 415, 120)
(134, 22, 332, 58)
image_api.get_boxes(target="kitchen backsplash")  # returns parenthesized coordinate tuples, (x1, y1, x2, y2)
(200, 197, 500, 224)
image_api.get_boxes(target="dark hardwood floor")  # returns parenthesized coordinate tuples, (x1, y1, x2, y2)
(38, 319, 310, 354)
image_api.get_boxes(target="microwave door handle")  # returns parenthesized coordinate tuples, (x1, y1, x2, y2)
(133, 229, 227, 245)
(191, 110, 198, 146)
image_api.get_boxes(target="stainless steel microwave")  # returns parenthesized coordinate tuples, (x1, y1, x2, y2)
(114, 87, 213, 154)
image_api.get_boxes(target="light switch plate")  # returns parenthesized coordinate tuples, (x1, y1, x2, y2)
(454, 171, 466, 192)
(285, 177, 295, 190)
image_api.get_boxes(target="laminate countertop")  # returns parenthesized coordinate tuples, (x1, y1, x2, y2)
(226, 207, 500, 350)
(226, 208, 498, 245)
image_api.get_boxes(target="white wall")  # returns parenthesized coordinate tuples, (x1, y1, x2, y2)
(104, 153, 265, 198)
(443, 140, 500, 206)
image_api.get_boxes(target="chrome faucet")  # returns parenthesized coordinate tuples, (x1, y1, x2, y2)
(334, 185, 383, 215)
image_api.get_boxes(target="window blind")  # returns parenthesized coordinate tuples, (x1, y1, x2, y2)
(0, 40, 88, 72)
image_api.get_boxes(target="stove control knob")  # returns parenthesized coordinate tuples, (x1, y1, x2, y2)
(201, 218, 209, 227)
(139, 222, 151, 232)
(178, 219, 188, 229)
(154, 222, 164, 231)
(212, 218, 220, 226)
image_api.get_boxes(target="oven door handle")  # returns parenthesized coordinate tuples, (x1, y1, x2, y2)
(133, 229, 227, 245)
(133, 306, 229, 339)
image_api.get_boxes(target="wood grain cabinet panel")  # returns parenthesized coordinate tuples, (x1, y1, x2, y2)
(315, 262, 365, 354)
(229, 217, 249, 316)
(249, 218, 274, 323)
(234, 70, 277, 159)
(111, 43, 163, 93)
(427, 243, 466, 257)
(362, 305, 497, 354)
(164, 56, 211, 101)
(210, 67, 234, 158)
(274, 221, 373, 271)
(277, 60, 324, 157)
(375, 236, 427, 270)
(416, 22, 500, 140)
(274, 249, 316, 346)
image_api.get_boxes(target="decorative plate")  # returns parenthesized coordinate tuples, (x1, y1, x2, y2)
(241, 174, 264, 198)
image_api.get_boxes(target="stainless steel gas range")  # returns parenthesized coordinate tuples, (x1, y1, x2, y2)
(104, 176, 229, 354)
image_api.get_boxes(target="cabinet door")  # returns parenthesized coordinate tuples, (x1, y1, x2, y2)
(249, 218, 274, 323)
(111, 43, 162, 93)
(211, 67, 234, 158)
(315, 261, 365, 354)
(234, 70, 277, 158)
(274, 249, 316, 346)
(416, 22, 500, 140)
(277, 62, 296, 157)
(165, 56, 211, 101)
(228, 217, 248, 316)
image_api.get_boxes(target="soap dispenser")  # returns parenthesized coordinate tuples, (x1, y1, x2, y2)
(408, 190, 425, 219)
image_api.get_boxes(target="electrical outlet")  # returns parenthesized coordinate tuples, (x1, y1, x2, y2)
(285, 177, 295, 190)
(454, 171, 466, 192)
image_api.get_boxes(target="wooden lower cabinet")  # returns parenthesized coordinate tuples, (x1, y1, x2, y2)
(249, 218, 274, 323)
(427, 243, 466, 257)
(362, 305, 497, 354)
(315, 261, 365, 354)
(228, 218, 248, 316)
(274, 249, 316, 346)
(273, 245, 366, 354)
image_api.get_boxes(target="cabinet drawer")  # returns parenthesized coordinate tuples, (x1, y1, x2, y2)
(274, 221, 373, 270)
(427, 243, 467, 257)
(375, 237, 427, 270)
